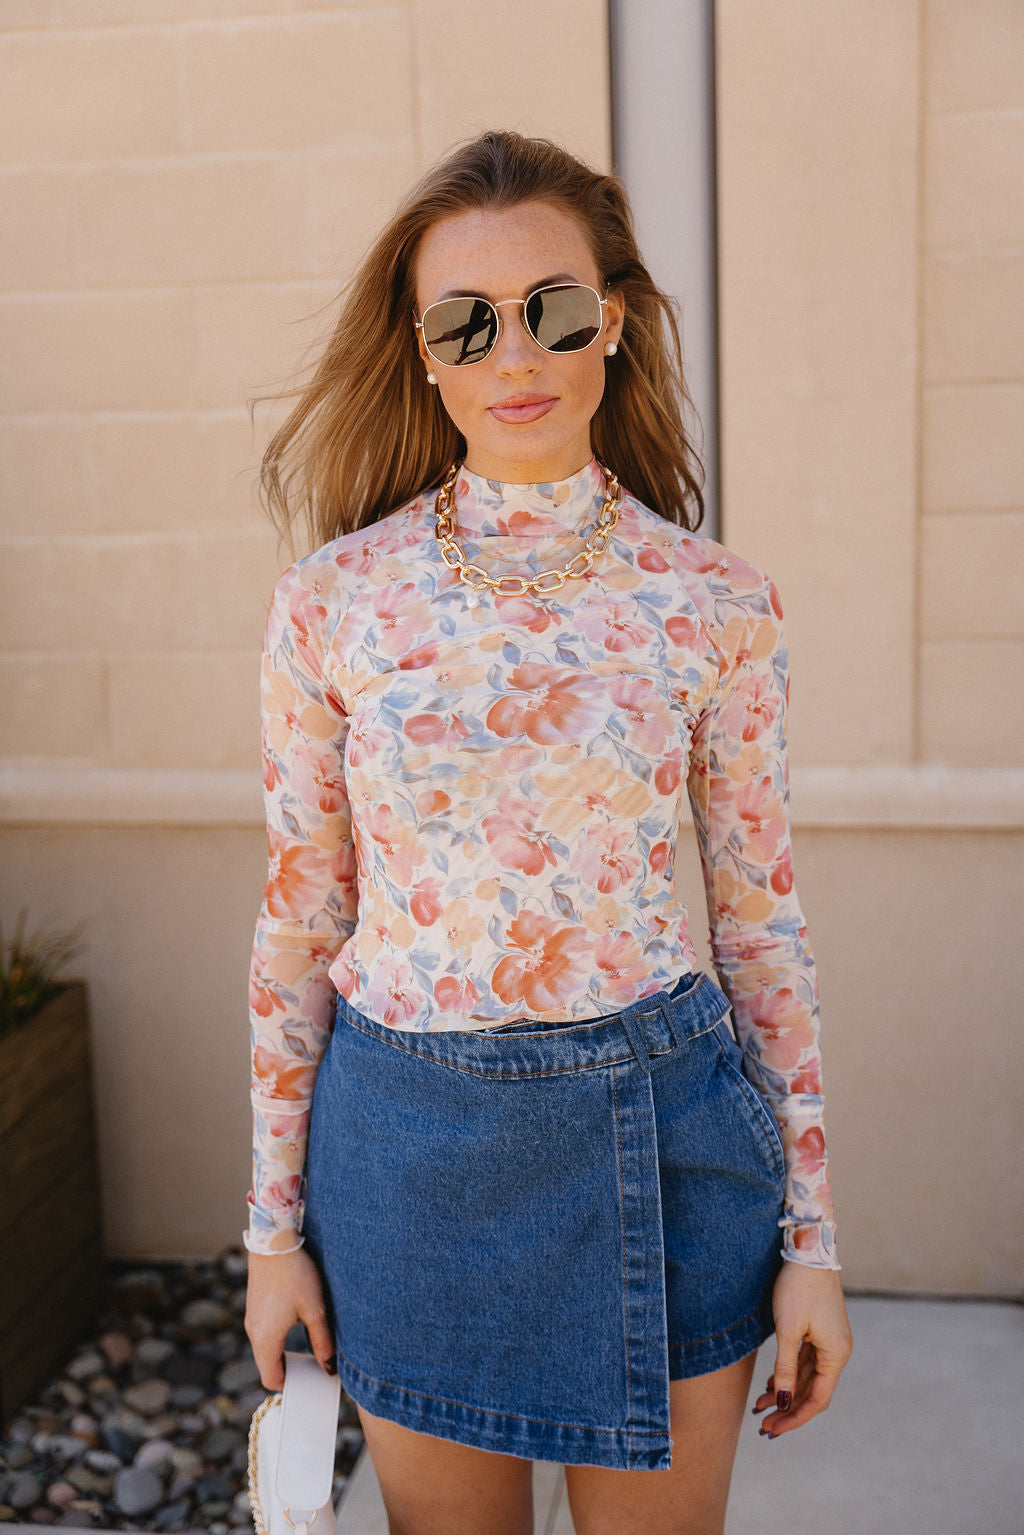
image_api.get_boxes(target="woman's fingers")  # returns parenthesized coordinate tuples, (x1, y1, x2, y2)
(300, 1297, 337, 1375)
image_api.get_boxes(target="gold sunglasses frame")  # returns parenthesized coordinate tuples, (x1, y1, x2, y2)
(413, 283, 608, 367)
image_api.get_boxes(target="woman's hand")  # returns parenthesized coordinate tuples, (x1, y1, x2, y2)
(752, 1261, 853, 1438)
(244, 1246, 337, 1390)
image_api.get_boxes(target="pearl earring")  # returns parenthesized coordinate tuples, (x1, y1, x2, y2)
(604, 342, 618, 357)
(426, 371, 437, 385)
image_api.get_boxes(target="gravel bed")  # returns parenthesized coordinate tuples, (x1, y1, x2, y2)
(0, 1250, 364, 1531)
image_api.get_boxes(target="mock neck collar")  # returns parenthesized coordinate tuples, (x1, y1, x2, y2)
(442, 456, 608, 540)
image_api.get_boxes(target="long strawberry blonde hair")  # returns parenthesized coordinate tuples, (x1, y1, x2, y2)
(258, 129, 705, 548)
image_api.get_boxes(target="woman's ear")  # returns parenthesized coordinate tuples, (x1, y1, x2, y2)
(604, 290, 626, 348)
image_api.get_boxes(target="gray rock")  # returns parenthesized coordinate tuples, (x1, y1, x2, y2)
(8, 1418, 35, 1445)
(180, 1299, 229, 1331)
(83, 1450, 123, 1474)
(29, 1509, 56, 1524)
(154, 1499, 192, 1531)
(134, 1438, 175, 1472)
(169, 1383, 205, 1409)
(85, 1374, 116, 1399)
(68, 1413, 99, 1439)
(209, 1521, 230, 1534)
(123, 1377, 172, 1416)
(4, 1446, 35, 1470)
(195, 1470, 236, 1502)
(7, 1475, 42, 1510)
(217, 1356, 260, 1394)
(63, 1469, 110, 1497)
(167, 1472, 198, 1501)
(135, 1337, 175, 1370)
(98, 1427, 137, 1464)
(230, 1491, 251, 1516)
(178, 1412, 206, 1434)
(64, 1352, 104, 1383)
(57, 1381, 86, 1409)
(200, 1502, 231, 1520)
(202, 1426, 241, 1464)
(0, 1510, 15, 1525)
(168, 1447, 203, 1475)
(113, 1466, 164, 1517)
(141, 1412, 180, 1439)
(47, 1438, 87, 1463)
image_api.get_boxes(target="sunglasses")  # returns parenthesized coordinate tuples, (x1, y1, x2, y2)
(414, 283, 608, 367)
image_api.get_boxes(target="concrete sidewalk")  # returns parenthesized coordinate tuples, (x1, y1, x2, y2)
(727, 1295, 1023, 1535)
(336, 1295, 1024, 1535)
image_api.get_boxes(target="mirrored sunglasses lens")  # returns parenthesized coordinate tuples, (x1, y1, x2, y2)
(526, 286, 602, 352)
(421, 297, 497, 365)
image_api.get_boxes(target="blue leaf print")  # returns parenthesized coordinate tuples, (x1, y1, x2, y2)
(498, 886, 517, 915)
(502, 643, 522, 663)
(552, 890, 577, 922)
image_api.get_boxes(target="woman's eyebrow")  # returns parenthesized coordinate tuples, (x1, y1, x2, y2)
(436, 272, 582, 301)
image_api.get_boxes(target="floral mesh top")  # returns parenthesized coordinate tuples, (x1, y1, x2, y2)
(245, 457, 840, 1270)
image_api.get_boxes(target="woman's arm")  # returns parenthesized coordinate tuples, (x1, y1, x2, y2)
(244, 561, 358, 1256)
(685, 567, 840, 1270)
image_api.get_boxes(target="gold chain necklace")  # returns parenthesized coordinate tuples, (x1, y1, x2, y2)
(433, 459, 622, 600)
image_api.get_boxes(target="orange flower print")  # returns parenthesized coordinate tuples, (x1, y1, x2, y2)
(404, 712, 471, 749)
(609, 677, 673, 755)
(262, 751, 281, 794)
(654, 746, 683, 796)
(371, 583, 432, 657)
(571, 823, 642, 894)
(734, 777, 786, 864)
(347, 719, 391, 766)
(415, 787, 451, 817)
(721, 670, 782, 743)
(577, 601, 656, 654)
(665, 614, 701, 652)
(650, 840, 670, 876)
(252, 1042, 318, 1100)
(438, 897, 486, 952)
(261, 1175, 303, 1210)
(486, 664, 606, 744)
(637, 546, 670, 574)
(362, 803, 426, 884)
(264, 828, 329, 919)
(790, 1061, 823, 1094)
(432, 974, 482, 1022)
(743, 988, 813, 1071)
(287, 589, 328, 678)
(482, 794, 557, 876)
(770, 845, 794, 895)
(291, 743, 347, 815)
(399, 642, 441, 671)
(594, 931, 650, 1002)
(409, 875, 444, 926)
(491, 912, 590, 1012)
(492, 593, 558, 633)
(792, 1126, 827, 1180)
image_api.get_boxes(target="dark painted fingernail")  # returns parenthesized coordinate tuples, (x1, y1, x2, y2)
(751, 1403, 767, 1414)
(325, 1359, 337, 1374)
(776, 1390, 792, 1412)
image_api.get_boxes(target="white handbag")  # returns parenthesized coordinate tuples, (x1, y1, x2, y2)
(247, 1350, 342, 1535)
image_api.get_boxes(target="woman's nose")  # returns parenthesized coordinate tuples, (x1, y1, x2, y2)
(492, 307, 540, 373)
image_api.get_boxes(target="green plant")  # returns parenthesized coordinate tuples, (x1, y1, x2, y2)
(0, 908, 86, 1036)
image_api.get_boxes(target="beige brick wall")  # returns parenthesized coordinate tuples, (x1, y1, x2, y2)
(716, 0, 1024, 1294)
(919, 0, 1024, 765)
(0, 2, 609, 776)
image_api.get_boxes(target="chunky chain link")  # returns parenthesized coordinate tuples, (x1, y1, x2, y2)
(433, 459, 621, 597)
(247, 1391, 281, 1535)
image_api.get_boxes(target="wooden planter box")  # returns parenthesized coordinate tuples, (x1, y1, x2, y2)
(0, 982, 106, 1427)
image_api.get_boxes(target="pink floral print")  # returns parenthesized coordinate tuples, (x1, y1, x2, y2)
(246, 457, 840, 1269)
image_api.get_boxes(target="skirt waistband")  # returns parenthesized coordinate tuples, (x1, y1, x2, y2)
(333, 971, 733, 1079)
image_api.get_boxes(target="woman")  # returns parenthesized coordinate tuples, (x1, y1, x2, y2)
(244, 129, 852, 1535)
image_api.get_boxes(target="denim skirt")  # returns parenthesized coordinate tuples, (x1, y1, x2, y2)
(302, 970, 786, 1472)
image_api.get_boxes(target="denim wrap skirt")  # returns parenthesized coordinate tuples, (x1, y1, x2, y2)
(302, 970, 786, 1472)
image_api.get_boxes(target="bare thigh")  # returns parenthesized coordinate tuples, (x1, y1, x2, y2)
(564, 1349, 758, 1535)
(355, 1403, 534, 1535)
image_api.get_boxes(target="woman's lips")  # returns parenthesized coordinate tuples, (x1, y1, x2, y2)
(488, 395, 558, 424)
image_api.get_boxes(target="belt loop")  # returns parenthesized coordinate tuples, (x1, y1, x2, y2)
(618, 1008, 653, 1074)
